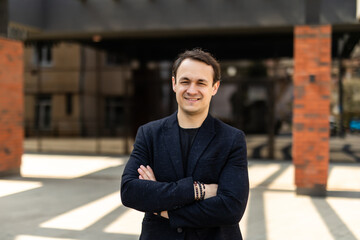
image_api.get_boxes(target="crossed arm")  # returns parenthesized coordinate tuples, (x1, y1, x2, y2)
(137, 165, 218, 219)
(121, 126, 249, 228)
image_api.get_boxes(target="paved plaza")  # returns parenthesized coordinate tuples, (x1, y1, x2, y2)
(0, 153, 359, 240)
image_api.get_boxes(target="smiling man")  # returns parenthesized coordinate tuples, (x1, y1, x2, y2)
(121, 49, 249, 240)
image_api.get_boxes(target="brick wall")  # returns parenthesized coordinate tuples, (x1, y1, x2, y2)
(0, 37, 24, 176)
(293, 25, 331, 196)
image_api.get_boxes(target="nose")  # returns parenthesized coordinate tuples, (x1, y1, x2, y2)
(186, 83, 197, 94)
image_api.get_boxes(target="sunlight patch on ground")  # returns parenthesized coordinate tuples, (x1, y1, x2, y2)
(248, 163, 281, 188)
(104, 209, 143, 235)
(40, 191, 121, 230)
(328, 165, 360, 191)
(264, 192, 333, 240)
(0, 180, 42, 197)
(327, 198, 360, 238)
(266, 165, 295, 190)
(21, 154, 124, 179)
(15, 236, 77, 240)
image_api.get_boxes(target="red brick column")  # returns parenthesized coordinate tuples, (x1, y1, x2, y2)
(293, 25, 331, 196)
(0, 37, 24, 176)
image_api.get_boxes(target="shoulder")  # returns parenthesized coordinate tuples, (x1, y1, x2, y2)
(137, 113, 175, 135)
(213, 117, 245, 137)
(212, 117, 247, 154)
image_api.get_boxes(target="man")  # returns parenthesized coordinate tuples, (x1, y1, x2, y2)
(121, 49, 249, 240)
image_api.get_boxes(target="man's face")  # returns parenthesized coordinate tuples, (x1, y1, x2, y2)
(172, 58, 220, 117)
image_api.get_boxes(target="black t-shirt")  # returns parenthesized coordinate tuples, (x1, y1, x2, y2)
(179, 126, 199, 175)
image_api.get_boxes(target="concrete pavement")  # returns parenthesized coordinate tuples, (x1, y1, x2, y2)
(0, 153, 359, 240)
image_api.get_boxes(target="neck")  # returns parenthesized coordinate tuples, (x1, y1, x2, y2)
(177, 109, 208, 129)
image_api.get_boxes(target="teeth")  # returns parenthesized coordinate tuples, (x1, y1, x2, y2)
(184, 97, 200, 101)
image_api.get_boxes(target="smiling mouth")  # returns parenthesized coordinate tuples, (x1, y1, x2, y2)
(184, 97, 201, 101)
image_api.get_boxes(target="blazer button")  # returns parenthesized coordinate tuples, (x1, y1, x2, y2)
(177, 227, 183, 233)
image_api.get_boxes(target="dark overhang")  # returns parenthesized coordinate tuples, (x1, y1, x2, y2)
(8, 0, 360, 60)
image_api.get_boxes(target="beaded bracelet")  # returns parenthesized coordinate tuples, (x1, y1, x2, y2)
(194, 181, 200, 201)
(194, 181, 206, 201)
(198, 182, 203, 200)
(201, 183, 206, 200)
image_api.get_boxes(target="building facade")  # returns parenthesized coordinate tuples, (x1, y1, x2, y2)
(5, 0, 360, 194)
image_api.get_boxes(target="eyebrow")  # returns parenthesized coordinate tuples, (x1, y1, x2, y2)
(179, 76, 209, 82)
(198, 79, 208, 83)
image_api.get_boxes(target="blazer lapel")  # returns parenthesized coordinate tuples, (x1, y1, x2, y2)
(187, 114, 216, 176)
(163, 112, 184, 179)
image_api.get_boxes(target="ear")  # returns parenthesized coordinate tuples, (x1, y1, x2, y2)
(212, 81, 220, 96)
(172, 76, 176, 92)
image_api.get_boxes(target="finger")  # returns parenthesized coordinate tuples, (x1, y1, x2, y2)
(146, 165, 154, 172)
(139, 175, 143, 179)
(138, 167, 149, 180)
(146, 165, 156, 181)
(140, 165, 154, 180)
(141, 165, 153, 180)
(139, 166, 153, 181)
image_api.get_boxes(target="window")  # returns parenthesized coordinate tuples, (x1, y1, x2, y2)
(33, 45, 53, 67)
(35, 95, 52, 130)
(105, 97, 125, 129)
(66, 93, 73, 115)
(106, 52, 125, 66)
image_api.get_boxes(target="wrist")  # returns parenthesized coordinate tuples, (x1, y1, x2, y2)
(201, 183, 205, 200)
(194, 181, 205, 201)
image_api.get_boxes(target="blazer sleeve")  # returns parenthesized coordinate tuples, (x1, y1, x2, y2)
(168, 131, 249, 228)
(121, 125, 195, 212)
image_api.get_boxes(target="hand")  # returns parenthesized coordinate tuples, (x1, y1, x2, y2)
(204, 184, 218, 199)
(138, 166, 166, 217)
(157, 211, 169, 219)
(138, 165, 156, 181)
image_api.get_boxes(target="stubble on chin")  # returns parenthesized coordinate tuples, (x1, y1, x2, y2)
(179, 105, 207, 117)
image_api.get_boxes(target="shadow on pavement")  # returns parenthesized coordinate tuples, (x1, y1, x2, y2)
(0, 163, 140, 240)
(312, 198, 358, 240)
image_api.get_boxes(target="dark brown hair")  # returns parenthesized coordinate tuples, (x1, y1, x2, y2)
(172, 48, 221, 85)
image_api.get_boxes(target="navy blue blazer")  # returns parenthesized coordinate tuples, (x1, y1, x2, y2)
(121, 112, 249, 240)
